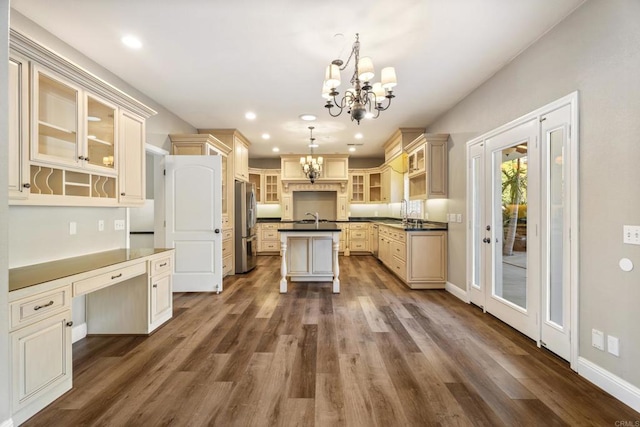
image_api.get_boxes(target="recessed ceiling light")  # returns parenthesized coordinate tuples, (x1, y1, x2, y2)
(365, 112, 374, 119)
(245, 111, 256, 120)
(299, 114, 317, 121)
(87, 116, 101, 122)
(349, 147, 356, 152)
(121, 35, 143, 49)
(262, 133, 270, 140)
(272, 147, 280, 152)
(355, 133, 363, 139)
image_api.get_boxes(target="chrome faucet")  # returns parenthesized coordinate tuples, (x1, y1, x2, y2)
(305, 212, 319, 227)
(401, 199, 408, 225)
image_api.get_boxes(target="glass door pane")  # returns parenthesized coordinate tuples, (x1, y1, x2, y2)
(86, 96, 116, 171)
(37, 72, 79, 164)
(547, 129, 564, 326)
(493, 142, 528, 309)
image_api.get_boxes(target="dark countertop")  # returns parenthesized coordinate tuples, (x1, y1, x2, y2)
(259, 217, 447, 231)
(9, 248, 174, 292)
(278, 223, 342, 232)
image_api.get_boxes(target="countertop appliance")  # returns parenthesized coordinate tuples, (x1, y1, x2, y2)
(235, 180, 257, 273)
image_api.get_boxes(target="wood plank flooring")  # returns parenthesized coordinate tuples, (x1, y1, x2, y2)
(25, 255, 640, 426)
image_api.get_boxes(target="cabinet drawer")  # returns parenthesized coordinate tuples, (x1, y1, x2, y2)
(261, 241, 280, 251)
(350, 240, 369, 251)
(150, 256, 172, 277)
(393, 256, 407, 280)
(262, 229, 278, 240)
(223, 255, 233, 275)
(350, 230, 367, 240)
(10, 286, 72, 331)
(223, 229, 233, 240)
(222, 239, 233, 257)
(349, 223, 368, 230)
(73, 262, 147, 296)
(261, 223, 280, 230)
(391, 240, 406, 261)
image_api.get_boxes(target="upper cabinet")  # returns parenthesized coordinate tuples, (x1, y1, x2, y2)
(405, 133, 449, 200)
(198, 129, 251, 182)
(8, 29, 157, 207)
(281, 155, 349, 183)
(249, 168, 280, 204)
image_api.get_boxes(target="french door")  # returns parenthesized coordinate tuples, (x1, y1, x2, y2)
(467, 94, 578, 364)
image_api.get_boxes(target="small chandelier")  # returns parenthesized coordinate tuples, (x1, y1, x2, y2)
(323, 33, 397, 124)
(300, 126, 323, 184)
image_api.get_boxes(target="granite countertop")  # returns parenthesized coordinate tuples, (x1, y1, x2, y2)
(278, 223, 342, 232)
(9, 248, 173, 292)
(259, 217, 447, 231)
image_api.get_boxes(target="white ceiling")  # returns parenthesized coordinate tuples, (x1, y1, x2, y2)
(11, 0, 584, 159)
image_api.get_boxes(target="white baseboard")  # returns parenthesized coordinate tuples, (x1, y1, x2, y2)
(578, 357, 640, 413)
(72, 322, 88, 343)
(0, 417, 14, 427)
(445, 281, 469, 303)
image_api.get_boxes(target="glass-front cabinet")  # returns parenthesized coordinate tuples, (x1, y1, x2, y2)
(33, 66, 81, 167)
(86, 95, 116, 172)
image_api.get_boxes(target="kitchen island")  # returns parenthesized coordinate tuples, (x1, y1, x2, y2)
(278, 223, 342, 293)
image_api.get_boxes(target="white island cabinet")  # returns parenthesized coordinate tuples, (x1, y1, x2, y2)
(278, 223, 342, 293)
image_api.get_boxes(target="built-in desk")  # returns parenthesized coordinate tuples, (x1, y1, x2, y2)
(8, 248, 175, 426)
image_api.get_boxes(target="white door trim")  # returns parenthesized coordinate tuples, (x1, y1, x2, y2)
(466, 91, 579, 370)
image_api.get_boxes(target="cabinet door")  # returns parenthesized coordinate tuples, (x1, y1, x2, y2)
(264, 174, 280, 203)
(427, 139, 448, 198)
(380, 168, 390, 202)
(32, 65, 82, 168)
(407, 232, 447, 283)
(119, 111, 145, 205)
(281, 194, 292, 220)
(85, 94, 117, 173)
(349, 173, 365, 203)
(150, 274, 172, 324)
(368, 171, 381, 202)
(234, 138, 249, 181)
(337, 194, 348, 220)
(11, 310, 72, 411)
(9, 55, 30, 200)
(221, 154, 229, 218)
(249, 172, 262, 202)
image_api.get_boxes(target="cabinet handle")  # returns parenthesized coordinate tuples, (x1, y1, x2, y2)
(78, 155, 84, 160)
(85, 157, 90, 162)
(34, 300, 54, 311)
(121, 192, 126, 196)
(23, 183, 31, 189)
(159, 262, 167, 267)
(111, 273, 123, 279)
(152, 284, 158, 288)
(66, 321, 74, 327)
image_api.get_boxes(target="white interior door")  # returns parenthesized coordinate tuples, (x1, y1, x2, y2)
(540, 104, 573, 360)
(484, 119, 540, 341)
(468, 142, 486, 308)
(165, 155, 222, 293)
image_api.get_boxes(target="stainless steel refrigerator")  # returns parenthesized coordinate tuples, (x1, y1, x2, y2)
(235, 180, 258, 273)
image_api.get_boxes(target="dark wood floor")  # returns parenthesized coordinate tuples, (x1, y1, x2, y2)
(26, 255, 639, 426)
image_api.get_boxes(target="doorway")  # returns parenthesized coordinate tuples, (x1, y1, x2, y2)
(467, 93, 578, 367)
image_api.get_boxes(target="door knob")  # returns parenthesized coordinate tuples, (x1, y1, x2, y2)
(66, 321, 74, 327)
(23, 183, 31, 188)
(214, 229, 220, 233)
(482, 238, 490, 243)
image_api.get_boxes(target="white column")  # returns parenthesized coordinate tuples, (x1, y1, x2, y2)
(279, 233, 288, 293)
(332, 232, 340, 293)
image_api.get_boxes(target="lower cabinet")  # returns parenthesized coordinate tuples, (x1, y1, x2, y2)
(11, 310, 73, 423)
(150, 274, 172, 325)
(287, 236, 334, 280)
(377, 225, 447, 289)
(222, 228, 234, 277)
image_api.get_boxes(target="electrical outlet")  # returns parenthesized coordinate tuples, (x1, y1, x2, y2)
(98, 220, 105, 232)
(607, 335, 620, 357)
(623, 225, 640, 245)
(456, 214, 462, 223)
(114, 219, 126, 231)
(592, 329, 604, 351)
(69, 222, 77, 235)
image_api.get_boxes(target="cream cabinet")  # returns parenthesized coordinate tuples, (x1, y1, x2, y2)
(8, 53, 30, 200)
(149, 254, 173, 325)
(368, 170, 382, 202)
(380, 164, 403, 203)
(348, 223, 369, 253)
(234, 136, 249, 181)
(280, 155, 349, 182)
(377, 225, 447, 289)
(257, 222, 282, 254)
(281, 194, 293, 221)
(349, 171, 366, 203)
(264, 172, 280, 203)
(222, 228, 234, 277)
(9, 30, 156, 207)
(249, 170, 261, 201)
(337, 194, 349, 221)
(405, 133, 449, 200)
(118, 111, 145, 206)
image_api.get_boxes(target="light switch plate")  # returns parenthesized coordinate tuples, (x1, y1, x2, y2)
(69, 222, 77, 235)
(456, 214, 463, 223)
(623, 225, 640, 245)
(114, 220, 126, 231)
(98, 220, 105, 232)
(607, 335, 619, 357)
(592, 329, 604, 350)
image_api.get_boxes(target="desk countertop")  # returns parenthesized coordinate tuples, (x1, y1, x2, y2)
(9, 248, 174, 292)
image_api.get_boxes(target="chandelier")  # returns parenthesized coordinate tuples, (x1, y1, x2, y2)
(323, 33, 397, 124)
(300, 126, 323, 184)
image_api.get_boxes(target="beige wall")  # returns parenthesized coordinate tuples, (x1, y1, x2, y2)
(0, 0, 11, 423)
(427, 0, 640, 388)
